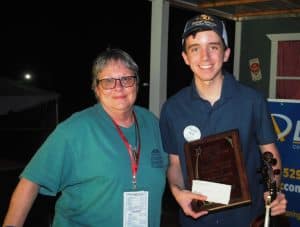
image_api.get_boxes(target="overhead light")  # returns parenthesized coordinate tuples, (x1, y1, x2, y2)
(24, 73, 32, 80)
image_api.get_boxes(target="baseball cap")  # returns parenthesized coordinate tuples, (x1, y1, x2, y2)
(182, 14, 228, 47)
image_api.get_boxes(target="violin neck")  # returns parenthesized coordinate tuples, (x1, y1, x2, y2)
(269, 181, 277, 202)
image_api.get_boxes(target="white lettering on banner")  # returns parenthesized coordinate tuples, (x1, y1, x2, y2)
(271, 114, 300, 147)
(269, 101, 300, 227)
(282, 183, 300, 193)
(271, 114, 293, 140)
(293, 121, 300, 143)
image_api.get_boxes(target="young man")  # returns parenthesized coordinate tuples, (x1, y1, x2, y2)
(160, 14, 287, 226)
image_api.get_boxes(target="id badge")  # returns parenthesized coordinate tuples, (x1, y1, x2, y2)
(123, 190, 148, 227)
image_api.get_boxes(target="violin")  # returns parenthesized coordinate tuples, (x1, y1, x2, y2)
(251, 152, 290, 227)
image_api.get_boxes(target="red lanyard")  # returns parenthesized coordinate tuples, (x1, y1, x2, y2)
(111, 111, 141, 189)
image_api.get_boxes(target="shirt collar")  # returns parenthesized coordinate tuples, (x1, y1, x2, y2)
(190, 71, 238, 101)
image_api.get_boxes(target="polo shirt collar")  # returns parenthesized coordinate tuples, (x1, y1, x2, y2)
(190, 71, 238, 102)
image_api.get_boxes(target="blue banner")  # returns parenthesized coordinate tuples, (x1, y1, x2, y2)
(268, 99, 300, 227)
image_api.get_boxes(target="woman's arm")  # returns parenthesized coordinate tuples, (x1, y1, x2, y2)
(3, 178, 39, 227)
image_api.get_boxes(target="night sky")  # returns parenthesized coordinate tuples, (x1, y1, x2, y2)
(1, 1, 153, 120)
(1, 2, 234, 120)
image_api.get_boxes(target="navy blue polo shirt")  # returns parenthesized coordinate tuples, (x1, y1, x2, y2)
(160, 72, 277, 226)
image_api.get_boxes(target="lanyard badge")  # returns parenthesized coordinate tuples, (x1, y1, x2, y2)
(111, 111, 141, 189)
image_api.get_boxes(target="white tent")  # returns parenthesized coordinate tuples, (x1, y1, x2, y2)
(0, 77, 59, 123)
(0, 77, 60, 164)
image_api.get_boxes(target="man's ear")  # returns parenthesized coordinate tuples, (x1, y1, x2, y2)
(182, 51, 190, 66)
(223, 48, 231, 63)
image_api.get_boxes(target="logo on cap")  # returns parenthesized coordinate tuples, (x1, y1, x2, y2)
(182, 14, 228, 47)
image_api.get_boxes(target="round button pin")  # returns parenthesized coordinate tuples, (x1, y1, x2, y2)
(183, 125, 201, 142)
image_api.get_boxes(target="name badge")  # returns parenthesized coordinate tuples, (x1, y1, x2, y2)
(123, 191, 148, 227)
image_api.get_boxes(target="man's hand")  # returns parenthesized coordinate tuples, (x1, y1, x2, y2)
(175, 189, 208, 219)
(269, 192, 287, 216)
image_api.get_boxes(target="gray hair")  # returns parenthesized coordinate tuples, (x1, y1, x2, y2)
(91, 48, 139, 91)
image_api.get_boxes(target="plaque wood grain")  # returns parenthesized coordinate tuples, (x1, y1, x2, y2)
(184, 129, 251, 212)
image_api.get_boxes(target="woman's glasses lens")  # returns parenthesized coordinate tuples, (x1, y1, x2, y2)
(97, 76, 137, 90)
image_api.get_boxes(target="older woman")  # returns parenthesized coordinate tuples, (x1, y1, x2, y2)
(3, 48, 168, 227)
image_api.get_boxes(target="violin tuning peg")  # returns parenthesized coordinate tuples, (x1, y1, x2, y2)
(273, 169, 281, 175)
(271, 158, 277, 166)
(263, 151, 273, 161)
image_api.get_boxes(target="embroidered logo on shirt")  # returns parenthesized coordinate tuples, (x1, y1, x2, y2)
(151, 149, 163, 168)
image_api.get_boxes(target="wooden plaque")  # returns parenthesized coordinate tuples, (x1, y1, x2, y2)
(184, 129, 251, 212)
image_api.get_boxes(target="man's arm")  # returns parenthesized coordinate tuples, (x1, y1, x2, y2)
(259, 143, 287, 216)
(168, 154, 208, 219)
(3, 178, 39, 227)
(259, 143, 282, 186)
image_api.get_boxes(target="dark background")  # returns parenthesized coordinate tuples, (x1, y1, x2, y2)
(1, 1, 153, 120)
(0, 2, 234, 226)
(1, 1, 234, 120)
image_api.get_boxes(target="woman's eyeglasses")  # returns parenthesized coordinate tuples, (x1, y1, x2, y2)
(96, 76, 137, 90)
